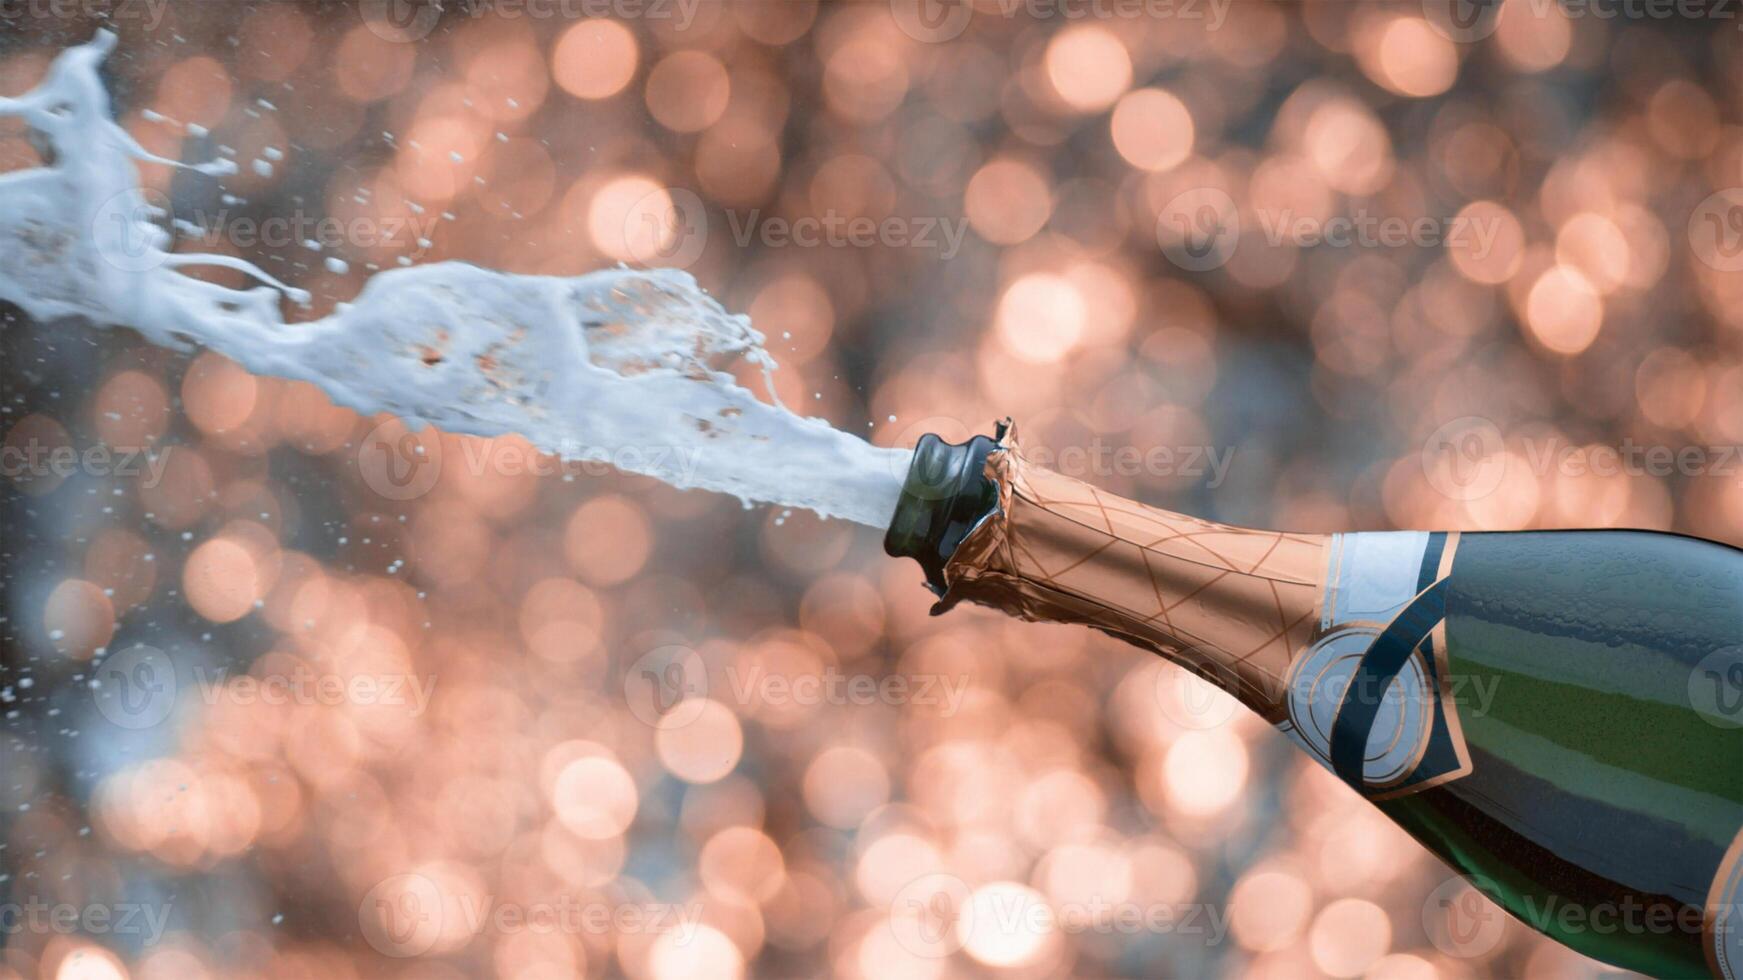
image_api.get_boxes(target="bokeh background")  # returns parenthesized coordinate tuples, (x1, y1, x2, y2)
(3, 1, 1742, 977)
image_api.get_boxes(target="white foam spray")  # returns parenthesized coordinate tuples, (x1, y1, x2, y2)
(0, 31, 911, 527)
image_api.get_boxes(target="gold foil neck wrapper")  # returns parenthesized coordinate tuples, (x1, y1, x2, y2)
(935, 424, 1327, 718)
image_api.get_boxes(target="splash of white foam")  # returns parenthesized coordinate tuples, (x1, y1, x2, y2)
(0, 31, 910, 527)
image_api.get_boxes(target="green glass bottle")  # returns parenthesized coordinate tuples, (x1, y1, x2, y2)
(886, 425, 1743, 979)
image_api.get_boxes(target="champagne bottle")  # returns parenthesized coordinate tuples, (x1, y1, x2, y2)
(884, 423, 1743, 979)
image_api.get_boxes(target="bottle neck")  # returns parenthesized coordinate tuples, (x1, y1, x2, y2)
(888, 426, 1328, 720)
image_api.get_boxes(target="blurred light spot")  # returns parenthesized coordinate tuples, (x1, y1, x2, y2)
(550, 755, 638, 839)
(647, 51, 731, 133)
(1110, 89, 1194, 173)
(965, 159, 1051, 245)
(657, 699, 744, 784)
(1526, 266, 1603, 355)
(996, 274, 1085, 364)
(1045, 26, 1131, 112)
(184, 537, 260, 623)
(553, 20, 638, 100)
(1308, 897, 1392, 977)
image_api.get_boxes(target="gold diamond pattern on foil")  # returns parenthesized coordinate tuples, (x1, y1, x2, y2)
(942, 433, 1326, 719)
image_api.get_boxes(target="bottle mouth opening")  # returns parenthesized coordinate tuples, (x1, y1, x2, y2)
(882, 423, 1006, 597)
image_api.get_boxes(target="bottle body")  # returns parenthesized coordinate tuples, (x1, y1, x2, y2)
(887, 426, 1743, 978)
